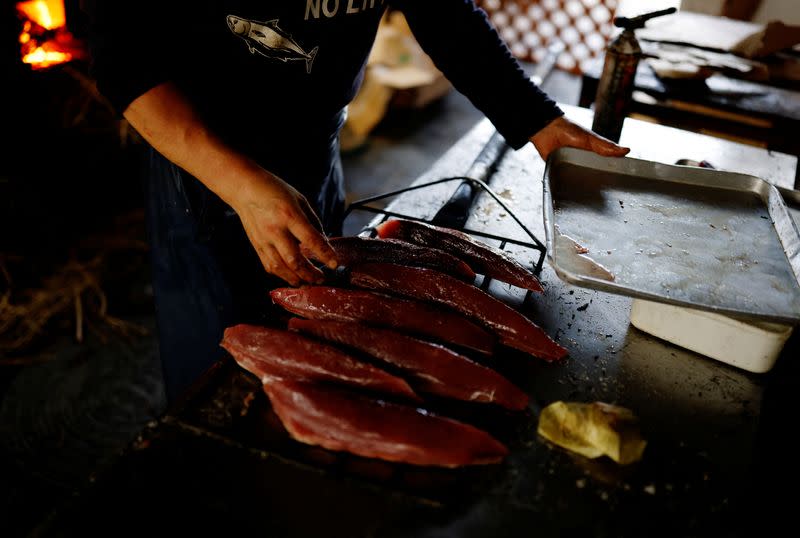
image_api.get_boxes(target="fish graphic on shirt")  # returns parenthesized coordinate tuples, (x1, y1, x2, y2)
(226, 15, 318, 73)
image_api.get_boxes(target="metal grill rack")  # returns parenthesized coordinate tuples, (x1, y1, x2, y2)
(342, 175, 548, 301)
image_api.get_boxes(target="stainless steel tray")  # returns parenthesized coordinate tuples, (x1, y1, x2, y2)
(780, 186, 800, 231)
(543, 148, 800, 324)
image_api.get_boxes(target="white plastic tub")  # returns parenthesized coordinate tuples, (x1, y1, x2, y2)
(630, 299, 795, 373)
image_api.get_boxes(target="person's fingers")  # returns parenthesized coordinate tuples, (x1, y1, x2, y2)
(288, 216, 339, 270)
(271, 229, 325, 284)
(289, 195, 339, 269)
(255, 242, 302, 287)
(588, 134, 630, 157)
(532, 116, 631, 160)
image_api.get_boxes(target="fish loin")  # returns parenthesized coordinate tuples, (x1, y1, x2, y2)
(288, 318, 529, 410)
(270, 286, 495, 355)
(264, 379, 509, 467)
(324, 236, 476, 281)
(376, 218, 543, 292)
(221, 325, 417, 400)
(348, 263, 567, 361)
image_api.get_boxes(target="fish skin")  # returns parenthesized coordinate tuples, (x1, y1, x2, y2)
(270, 286, 495, 355)
(316, 236, 476, 282)
(264, 379, 509, 467)
(288, 318, 529, 410)
(375, 218, 543, 292)
(348, 263, 567, 361)
(221, 324, 418, 400)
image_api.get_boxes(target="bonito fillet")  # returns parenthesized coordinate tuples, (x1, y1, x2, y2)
(221, 325, 417, 400)
(312, 236, 476, 282)
(270, 286, 495, 355)
(264, 379, 509, 467)
(289, 318, 529, 410)
(349, 263, 567, 361)
(376, 218, 543, 292)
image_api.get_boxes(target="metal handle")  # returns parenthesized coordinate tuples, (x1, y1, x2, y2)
(530, 40, 565, 86)
(615, 7, 676, 30)
(464, 130, 510, 183)
(430, 130, 509, 229)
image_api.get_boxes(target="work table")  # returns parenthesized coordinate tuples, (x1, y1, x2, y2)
(579, 56, 800, 189)
(33, 106, 800, 537)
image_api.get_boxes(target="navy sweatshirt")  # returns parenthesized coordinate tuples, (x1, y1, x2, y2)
(82, 1, 562, 177)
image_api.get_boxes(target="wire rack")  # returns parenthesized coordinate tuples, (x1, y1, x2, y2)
(342, 175, 548, 278)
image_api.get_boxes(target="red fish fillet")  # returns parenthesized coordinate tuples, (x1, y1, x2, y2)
(307, 236, 476, 282)
(264, 379, 509, 467)
(270, 286, 495, 355)
(221, 324, 417, 400)
(348, 263, 567, 361)
(288, 318, 528, 410)
(376, 218, 543, 292)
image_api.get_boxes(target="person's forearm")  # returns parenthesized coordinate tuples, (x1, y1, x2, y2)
(123, 81, 265, 208)
(392, 0, 562, 149)
(123, 81, 338, 285)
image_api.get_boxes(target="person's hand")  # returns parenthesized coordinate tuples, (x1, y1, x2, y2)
(231, 170, 338, 286)
(120, 82, 338, 286)
(530, 115, 630, 162)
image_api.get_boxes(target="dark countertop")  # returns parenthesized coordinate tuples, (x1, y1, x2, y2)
(32, 107, 800, 538)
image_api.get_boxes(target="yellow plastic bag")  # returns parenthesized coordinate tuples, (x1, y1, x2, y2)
(537, 401, 647, 465)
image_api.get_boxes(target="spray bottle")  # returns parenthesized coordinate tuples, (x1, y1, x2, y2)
(591, 7, 676, 142)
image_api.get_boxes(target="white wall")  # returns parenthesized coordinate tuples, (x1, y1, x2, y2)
(675, 0, 800, 24)
(616, 0, 682, 18)
(679, 0, 724, 15)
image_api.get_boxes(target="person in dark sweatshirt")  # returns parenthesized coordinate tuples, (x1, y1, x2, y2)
(81, 0, 628, 400)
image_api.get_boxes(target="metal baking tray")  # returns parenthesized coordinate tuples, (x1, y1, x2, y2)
(542, 148, 800, 324)
(780, 185, 800, 230)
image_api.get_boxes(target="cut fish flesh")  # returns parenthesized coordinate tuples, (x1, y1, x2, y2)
(311, 236, 476, 282)
(376, 218, 543, 292)
(348, 263, 567, 361)
(270, 286, 495, 355)
(221, 324, 417, 400)
(288, 318, 528, 410)
(264, 379, 509, 467)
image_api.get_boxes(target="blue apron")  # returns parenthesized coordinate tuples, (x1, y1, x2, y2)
(142, 134, 345, 402)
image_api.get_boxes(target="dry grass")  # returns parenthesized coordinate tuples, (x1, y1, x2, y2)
(0, 212, 150, 365)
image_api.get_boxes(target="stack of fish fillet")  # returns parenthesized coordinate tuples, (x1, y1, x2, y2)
(221, 218, 567, 468)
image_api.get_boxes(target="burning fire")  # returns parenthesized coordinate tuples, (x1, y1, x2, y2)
(16, 0, 81, 69)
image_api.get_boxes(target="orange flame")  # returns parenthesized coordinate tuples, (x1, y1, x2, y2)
(16, 0, 74, 69)
(17, 0, 66, 30)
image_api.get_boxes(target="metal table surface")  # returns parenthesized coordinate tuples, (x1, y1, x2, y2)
(33, 106, 800, 538)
